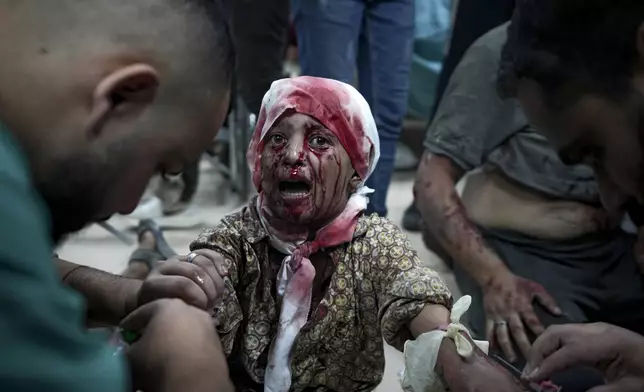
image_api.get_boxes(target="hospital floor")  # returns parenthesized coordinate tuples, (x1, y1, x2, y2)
(58, 163, 461, 392)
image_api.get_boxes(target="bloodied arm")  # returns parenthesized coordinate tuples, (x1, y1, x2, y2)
(413, 25, 520, 290)
(415, 152, 509, 288)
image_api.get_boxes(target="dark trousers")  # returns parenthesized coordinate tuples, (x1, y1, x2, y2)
(233, 0, 290, 115)
(293, 0, 415, 217)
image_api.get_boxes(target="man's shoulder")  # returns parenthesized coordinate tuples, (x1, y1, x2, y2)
(0, 128, 127, 392)
(0, 128, 52, 244)
(455, 22, 508, 76)
(468, 22, 509, 59)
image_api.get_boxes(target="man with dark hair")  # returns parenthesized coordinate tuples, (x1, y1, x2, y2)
(0, 0, 236, 390)
(415, 21, 644, 391)
(499, 0, 644, 390)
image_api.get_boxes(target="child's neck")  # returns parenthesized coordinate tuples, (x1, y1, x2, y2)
(264, 210, 346, 243)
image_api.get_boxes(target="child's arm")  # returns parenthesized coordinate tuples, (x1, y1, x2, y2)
(372, 217, 528, 391)
(188, 215, 245, 357)
(368, 217, 452, 348)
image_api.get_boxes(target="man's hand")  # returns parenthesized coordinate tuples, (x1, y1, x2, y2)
(524, 323, 644, 392)
(132, 250, 229, 314)
(437, 339, 528, 392)
(122, 299, 233, 392)
(483, 272, 561, 362)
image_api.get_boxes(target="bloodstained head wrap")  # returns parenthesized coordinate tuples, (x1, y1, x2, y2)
(247, 77, 380, 392)
(247, 76, 380, 191)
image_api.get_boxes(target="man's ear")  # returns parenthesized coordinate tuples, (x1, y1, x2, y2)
(86, 64, 159, 138)
(349, 173, 362, 193)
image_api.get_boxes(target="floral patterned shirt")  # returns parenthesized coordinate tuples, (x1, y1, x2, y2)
(190, 199, 453, 392)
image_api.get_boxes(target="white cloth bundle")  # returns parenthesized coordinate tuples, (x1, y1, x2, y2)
(400, 296, 489, 392)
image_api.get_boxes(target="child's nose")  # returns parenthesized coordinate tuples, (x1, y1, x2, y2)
(284, 138, 305, 165)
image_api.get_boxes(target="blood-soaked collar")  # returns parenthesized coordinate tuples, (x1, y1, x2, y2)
(239, 196, 369, 245)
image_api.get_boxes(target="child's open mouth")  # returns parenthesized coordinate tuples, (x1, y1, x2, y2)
(279, 180, 312, 199)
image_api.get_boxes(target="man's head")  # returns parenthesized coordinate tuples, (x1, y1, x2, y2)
(249, 77, 380, 229)
(499, 0, 644, 214)
(0, 0, 234, 241)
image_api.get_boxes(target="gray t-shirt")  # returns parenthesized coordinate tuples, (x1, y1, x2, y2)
(424, 23, 599, 204)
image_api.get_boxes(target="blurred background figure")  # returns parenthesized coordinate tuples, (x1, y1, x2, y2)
(395, 0, 452, 172)
(292, 0, 415, 217)
(403, 0, 516, 230)
(232, 0, 290, 116)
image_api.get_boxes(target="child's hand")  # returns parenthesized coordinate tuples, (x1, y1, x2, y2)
(174, 250, 229, 308)
(135, 250, 229, 313)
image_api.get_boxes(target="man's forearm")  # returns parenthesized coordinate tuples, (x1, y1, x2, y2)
(415, 153, 510, 286)
(55, 258, 142, 325)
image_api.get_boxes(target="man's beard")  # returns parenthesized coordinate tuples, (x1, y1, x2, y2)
(40, 189, 103, 245)
(35, 150, 121, 245)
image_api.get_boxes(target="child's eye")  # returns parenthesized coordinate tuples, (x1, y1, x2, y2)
(270, 134, 286, 145)
(309, 136, 330, 149)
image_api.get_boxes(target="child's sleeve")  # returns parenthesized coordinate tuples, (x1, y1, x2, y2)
(189, 213, 245, 357)
(369, 217, 453, 351)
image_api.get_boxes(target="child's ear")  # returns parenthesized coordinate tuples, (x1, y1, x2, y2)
(349, 173, 361, 193)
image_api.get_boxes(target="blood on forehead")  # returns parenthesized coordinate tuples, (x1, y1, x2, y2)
(247, 76, 379, 191)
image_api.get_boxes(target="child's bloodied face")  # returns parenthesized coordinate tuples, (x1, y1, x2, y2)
(260, 113, 360, 226)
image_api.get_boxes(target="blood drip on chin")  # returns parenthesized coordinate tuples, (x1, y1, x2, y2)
(283, 201, 309, 217)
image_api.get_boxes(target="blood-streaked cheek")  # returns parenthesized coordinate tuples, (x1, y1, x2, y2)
(312, 151, 348, 210)
(261, 152, 282, 190)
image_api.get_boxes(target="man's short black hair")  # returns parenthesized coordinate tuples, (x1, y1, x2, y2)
(498, 0, 644, 103)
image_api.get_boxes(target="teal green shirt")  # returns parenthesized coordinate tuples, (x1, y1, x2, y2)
(0, 128, 127, 391)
